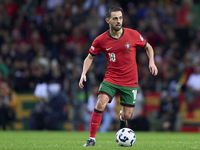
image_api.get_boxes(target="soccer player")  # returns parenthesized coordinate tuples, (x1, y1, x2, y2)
(79, 6, 158, 146)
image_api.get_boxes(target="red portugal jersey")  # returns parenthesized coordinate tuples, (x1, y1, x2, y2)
(89, 28, 147, 87)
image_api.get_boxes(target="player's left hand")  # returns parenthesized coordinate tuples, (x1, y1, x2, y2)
(149, 62, 158, 76)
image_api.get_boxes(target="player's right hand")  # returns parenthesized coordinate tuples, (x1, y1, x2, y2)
(79, 74, 86, 89)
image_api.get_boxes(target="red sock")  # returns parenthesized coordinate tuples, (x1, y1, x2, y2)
(90, 109, 103, 138)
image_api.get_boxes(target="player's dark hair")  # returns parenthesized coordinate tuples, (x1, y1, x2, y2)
(106, 6, 123, 18)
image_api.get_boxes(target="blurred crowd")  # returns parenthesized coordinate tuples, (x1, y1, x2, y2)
(0, 0, 200, 131)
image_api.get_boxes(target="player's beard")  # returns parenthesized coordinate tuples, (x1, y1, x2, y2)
(112, 23, 122, 31)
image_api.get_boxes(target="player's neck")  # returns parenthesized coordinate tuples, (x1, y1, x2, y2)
(109, 28, 123, 39)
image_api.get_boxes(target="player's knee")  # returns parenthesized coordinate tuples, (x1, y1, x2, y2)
(95, 94, 109, 111)
(95, 100, 106, 111)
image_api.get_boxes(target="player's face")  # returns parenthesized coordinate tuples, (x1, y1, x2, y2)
(109, 11, 123, 31)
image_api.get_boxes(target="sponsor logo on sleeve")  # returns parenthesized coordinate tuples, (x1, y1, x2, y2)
(91, 46, 95, 50)
(140, 35, 144, 41)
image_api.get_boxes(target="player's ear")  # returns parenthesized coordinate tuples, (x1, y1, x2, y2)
(105, 18, 109, 24)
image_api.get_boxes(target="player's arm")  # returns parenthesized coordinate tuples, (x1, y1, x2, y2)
(144, 42, 158, 76)
(79, 53, 94, 88)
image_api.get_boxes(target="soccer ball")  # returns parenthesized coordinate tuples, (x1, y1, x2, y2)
(115, 128, 136, 147)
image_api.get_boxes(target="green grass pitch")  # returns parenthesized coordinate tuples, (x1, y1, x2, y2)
(0, 131, 199, 150)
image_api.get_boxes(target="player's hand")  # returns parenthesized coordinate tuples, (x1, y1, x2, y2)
(149, 62, 158, 76)
(79, 74, 86, 89)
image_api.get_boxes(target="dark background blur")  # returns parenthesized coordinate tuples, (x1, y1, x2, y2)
(0, 0, 200, 132)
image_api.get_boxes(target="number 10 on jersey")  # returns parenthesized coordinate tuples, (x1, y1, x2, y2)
(108, 53, 116, 62)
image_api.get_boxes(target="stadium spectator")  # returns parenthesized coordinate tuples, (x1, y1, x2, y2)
(13, 57, 31, 92)
(185, 63, 200, 111)
(0, 78, 17, 130)
(29, 83, 68, 130)
(136, 1, 148, 19)
(70, 65, 87, 131)
(148, 81, 182, 131)
(39, 13, 54, 46)
(186, 41, 200, 65)
(163, 4, 176, 26)
(0, 55, 9, 78)
(126, 2, 139, 29)
(138, 52, 158, 93)
(47, 59, 65, 84)
(47, 0, 64, 11)
(3, 0, 17, 19)
(176, 0, 194, 27)
(86, 8, 104, 41)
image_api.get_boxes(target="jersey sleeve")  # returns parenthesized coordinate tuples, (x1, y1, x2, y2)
(89, 38, 102, 56)
(134, 31, 147, 49)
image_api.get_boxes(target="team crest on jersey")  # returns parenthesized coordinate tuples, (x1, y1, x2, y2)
(125, 42, 131, 52)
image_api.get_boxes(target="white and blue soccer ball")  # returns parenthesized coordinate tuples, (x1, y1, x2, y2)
(115, 128, 136, 147)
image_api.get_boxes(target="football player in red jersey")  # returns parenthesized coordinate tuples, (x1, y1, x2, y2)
(79, 6, 158, 146)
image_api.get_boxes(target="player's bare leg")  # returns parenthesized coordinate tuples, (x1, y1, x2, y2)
(83, 94, 110, 146)
(119, 106, 134, 129)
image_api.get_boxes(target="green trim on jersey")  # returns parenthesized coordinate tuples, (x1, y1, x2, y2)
(108, 28, 124, 40)
(98, 81, 138, 107)
(142, 41, 147, 49)
(89, 51, 96, 56)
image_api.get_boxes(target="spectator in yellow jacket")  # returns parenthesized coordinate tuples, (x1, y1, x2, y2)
(0, 78, 17, 130)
